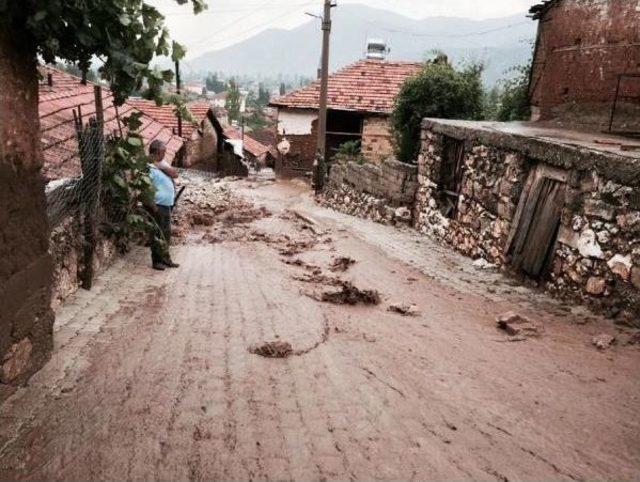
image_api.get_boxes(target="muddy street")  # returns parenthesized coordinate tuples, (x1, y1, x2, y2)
(1, 174, 639, 481)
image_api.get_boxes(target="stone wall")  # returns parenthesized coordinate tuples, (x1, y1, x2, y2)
(320, 157, 417, 225)
(417, 119, 640, 323)
(48, 210, 117, 313)
(361, 115, 394, 164)
(415, 131, 528, 263)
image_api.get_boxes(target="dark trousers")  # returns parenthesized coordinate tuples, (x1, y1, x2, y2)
(151, 205, 172, 265)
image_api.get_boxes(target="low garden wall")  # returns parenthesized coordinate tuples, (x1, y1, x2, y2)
(320, 157, 418, 225)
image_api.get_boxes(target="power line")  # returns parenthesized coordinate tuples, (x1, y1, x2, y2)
(342, 9, 530, 39)
(187, 1, 316, 52)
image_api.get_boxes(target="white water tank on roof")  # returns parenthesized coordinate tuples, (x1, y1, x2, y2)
(366, 39, 389, 60)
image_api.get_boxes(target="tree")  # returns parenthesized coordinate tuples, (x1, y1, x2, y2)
(279, 82, 286, 96)
(392, 60, 484, 163)
(495, 63, 532, 122)
(257, 84, 270, 106)
(205, 73, 226, 94)
(227, 79, 242, 122)
(0, 0, 203, 383)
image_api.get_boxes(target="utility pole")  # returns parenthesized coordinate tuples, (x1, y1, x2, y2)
(175, 60, 183, 138)
(314, 0, 335, 194)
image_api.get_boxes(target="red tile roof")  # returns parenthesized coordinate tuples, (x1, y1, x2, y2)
(125, 99, 212, 141)
(223, 127, 273, 159)
(270, 59, 423, 114)
(39, 67, 185, 181)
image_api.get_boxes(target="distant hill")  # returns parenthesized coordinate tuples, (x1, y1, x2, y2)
(187, 4, 537, 85)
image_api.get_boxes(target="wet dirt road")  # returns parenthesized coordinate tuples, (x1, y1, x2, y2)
(1, 176, 639, 481)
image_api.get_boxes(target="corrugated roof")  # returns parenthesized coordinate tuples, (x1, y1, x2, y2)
(270, 59, 422, 114)
(39, 67, 184, 181)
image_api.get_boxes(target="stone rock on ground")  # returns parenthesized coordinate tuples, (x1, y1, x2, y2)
(496, 312, 542, 338)
(592, 334, 616, 350)
(388, 303, 420, 316)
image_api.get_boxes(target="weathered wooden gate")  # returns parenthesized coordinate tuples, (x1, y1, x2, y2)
(506, 164, 567, 279)
(438, 137, 466, 219)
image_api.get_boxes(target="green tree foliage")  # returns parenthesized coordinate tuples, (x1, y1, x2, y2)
(257, 84, 270, 106)
(102, 112, 164, 253)
(205, 73, 226, 94)
(57, 62, 98, 83)
(1, 0, 206, 104)
(495, 63, 532, 122)
(392, 60, 484, 163)
(227, 79, 242, 122)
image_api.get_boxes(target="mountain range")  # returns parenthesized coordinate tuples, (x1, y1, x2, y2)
(187, 4, 537, 85)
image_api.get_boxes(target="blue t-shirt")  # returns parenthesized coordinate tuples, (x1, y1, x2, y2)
(149, 165, 175, 207)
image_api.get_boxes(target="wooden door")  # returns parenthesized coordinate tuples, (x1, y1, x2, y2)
(506, 165, 567, 279)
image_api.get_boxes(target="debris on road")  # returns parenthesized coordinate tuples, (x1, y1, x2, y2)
(496, 312, 542, 338)
(249, 341, 294, 358)
(388, 303, 419, 316)
(592, 334, 616, 350)
(472, 258, 497, 270)
(283, 258, 322, 275)
(279, 239, 317, 257)
(320, 281, 381, 306)
(329, 256, 356, 272)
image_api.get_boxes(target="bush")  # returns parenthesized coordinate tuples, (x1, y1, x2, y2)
(495, 63, 532, 122)
(392, 60, 484, 163)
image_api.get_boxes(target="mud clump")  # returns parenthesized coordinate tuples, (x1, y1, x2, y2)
(330, 256, 356, 272)
(321, 282, 381, 306)
(279, 239, 317, 257)
(284, 259, 322, 274)
(249, 341, 294, 358)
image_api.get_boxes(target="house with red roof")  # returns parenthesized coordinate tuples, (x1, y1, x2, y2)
(126, 98, 222, 169)
(269, 59, 422, 177)
(39, 67, 184, 181)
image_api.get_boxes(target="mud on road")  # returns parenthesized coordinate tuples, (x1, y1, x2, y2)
(1, 172, 639, 481)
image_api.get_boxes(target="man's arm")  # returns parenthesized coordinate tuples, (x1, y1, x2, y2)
(157, 160, 179, 179)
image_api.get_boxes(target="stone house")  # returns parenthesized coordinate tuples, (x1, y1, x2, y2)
(529, 0, 640, 132)
(269, 59, 422, 178)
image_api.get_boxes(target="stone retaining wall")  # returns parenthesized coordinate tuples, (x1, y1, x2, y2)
(416, 120, 640, 323)
(320, 158, 417, 225)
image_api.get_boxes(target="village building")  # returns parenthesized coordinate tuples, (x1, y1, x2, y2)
(39, 67, 184, 181)
(320, 0, 640, 322)
(126, 98, 219, 169)
(529, 0, 640, 133)
(269, 59, 422, 177)
(223, 126, 277, 169)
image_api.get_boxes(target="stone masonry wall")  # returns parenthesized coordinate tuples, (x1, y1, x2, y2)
(320, 158, 418, 225)
(415, 130, 528, 264)
(416, 122, 640, 324)
(361, 115, 394, 164)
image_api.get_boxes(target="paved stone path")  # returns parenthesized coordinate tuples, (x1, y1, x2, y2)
(1, 177, 639, 481)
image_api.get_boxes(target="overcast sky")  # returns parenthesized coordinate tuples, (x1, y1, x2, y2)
(150, 0, 533, 59)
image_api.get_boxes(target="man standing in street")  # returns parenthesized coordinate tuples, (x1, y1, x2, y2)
(148, 140, 180, 271)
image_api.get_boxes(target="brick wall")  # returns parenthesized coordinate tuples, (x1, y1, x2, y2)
(361, 115, 394, 164)
(320, 158, 417, 225)
(531, 0, 640, 126)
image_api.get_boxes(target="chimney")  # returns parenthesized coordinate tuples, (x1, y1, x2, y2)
(47, 73, 53, 87)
